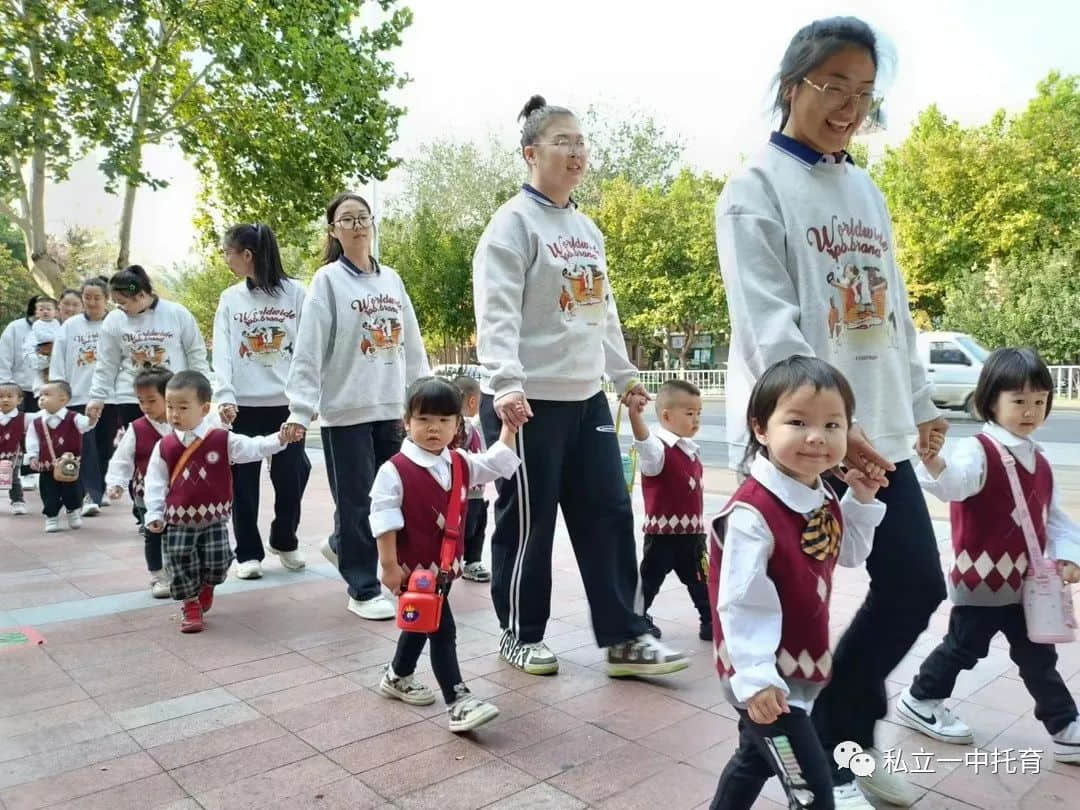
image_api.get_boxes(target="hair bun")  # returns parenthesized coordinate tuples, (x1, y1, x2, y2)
(518, 94, 547, 122)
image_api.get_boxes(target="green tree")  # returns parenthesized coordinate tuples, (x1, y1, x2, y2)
(592, 169, 728, 368)
(2, 0, 411, 292)
(0, 243, 38, 325)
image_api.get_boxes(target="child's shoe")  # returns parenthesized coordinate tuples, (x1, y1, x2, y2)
(81, 500, 100, 517)
(236, 560, 263, 579)
(1052, 718, 1080, 763)
(447, 687, 499, 733)
(45, 516, 60, 532)
(379, 666, 436, 706)
(180, 599, 203, 633)
(895, 687, 973, 744)
(462, 561, 490, 582)
(10, 501, 26, 515)
(270, 547, 306, 570)
(149, 571, 170, 599)
(698, 618, 713, 642)
(67, 509, 83, 529)
(643, 613, 662, 639)
(198, 584, 215, 613)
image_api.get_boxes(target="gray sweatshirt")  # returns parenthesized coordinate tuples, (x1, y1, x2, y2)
(473, 189, 638, 402)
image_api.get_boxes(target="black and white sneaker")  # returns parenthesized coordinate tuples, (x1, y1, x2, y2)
(606, 634, 689, 677)
(499, 628, 558, 675)
(447, 688, 499, 733)
(379, 667, 436, 706)
(643, 614, 662, 639)
(896, 687, 973, 744)
(1052, 718, 1080, 763)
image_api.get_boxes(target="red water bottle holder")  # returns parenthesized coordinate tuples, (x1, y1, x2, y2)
(396, 452, 467, 634)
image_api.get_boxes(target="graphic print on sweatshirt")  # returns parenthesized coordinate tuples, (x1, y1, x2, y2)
(809, 215, 901, 352)
(123, 330, 172, 371)
(352, 293, 405, 363)
(75, 331, 99, 367)
(550, 235, 607, 326)
(235, 306, 296, 367)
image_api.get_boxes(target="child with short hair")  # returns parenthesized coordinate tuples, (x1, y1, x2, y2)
(25, 380, 98, 532)
(0, 382, 31, 514)
(372, 377, 520, 732)
(453, 375, 491, 582)
(629, 379, 711, 640)
(709, 357, 885, 810)
(144, 370, 296, 633)
(24, 301, 59, 392)
(106, 367, 173, 598)
(896, 347, 1080, 764)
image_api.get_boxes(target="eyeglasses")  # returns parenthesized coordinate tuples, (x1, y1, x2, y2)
(334, 215, 373, 230)
(533, 137, 589, 155)
(801, 77, 882, 114)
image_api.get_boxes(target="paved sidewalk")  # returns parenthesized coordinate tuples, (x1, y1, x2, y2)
(1, 460, 1078, 809)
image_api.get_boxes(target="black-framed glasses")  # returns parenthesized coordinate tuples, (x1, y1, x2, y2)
(335, 214, 374, 230)
(801, 77, 882, 114)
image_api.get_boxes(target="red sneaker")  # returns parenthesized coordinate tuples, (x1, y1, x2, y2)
(198, 584, 215, 613)
(180, 599, 204, 633)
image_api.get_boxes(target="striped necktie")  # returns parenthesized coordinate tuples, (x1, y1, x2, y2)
(802, 503, 841, 561)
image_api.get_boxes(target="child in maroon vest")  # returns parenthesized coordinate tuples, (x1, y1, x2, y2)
(453, 375, 492, 583)
(25, 380, 97, 532)
(707, 357, 885, 810)
(0, 382, 33, 514)
(106, 367, 173, 598)
(629, 379, 711, 641)
(371, 377, 520, 733)
(143, 371, 297, 633)
(897, 348, 1080, 764)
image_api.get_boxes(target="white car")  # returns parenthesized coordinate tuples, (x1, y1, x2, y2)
(916, 331, 992, 416)
(431, 364, 490, 386)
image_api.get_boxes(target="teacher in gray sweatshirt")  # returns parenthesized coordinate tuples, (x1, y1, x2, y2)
(473, 94, 688, 681)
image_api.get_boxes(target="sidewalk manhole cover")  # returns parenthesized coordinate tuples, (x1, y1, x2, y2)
(0, 628, 46, 651)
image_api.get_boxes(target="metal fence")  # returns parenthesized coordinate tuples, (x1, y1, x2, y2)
(606, 365, 1080, 400)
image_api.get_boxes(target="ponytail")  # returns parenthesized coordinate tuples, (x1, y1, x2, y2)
(224, 223, 289, 295)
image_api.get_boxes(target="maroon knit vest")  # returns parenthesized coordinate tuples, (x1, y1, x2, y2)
(388, 452, 471, 578)
(708, 476, 844, 684)
(33, 412, 82, 468)
(158, 428, 232, 527)
(948, 433, 1053, 606)
(642, 442, 704, 534)
(0, 415, 25, 461)
(131, 417, 161, 497)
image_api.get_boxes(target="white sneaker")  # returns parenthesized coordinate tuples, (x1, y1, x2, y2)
(447, 692, 499, 733)
(81, 501, 100, 517)
(379, 667, 436, 706)
(896, 687, 973, 744)
(462, 561, 491, 582)
(499, 629, 559, 675)
(270, 547, 306, 570)
(833, 782, 874, 809)
(1052, 718, 1080, 763)
(606, 634, 689, 678)
(348, 594, 395, 620)
(10, 501, 26, 515)
(149, 571, 171, 599)
(236, 560, 263, 580)
(856, 748, 921, 807)
(100, 499, 111, 507)
(67, 509, 83, 529)
(320, 537, 338, 567)
(45, 517, 60, 532)
(21, 474, 37, 491)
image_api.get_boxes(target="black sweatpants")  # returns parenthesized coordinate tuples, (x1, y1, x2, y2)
(322, 420, 403, 601)
(712, 708, 835, 810)
(112, 403, 145, 525)
(639, 532, 711, 623)
(911, 603, 1077, 735)
(8, 453, 24, 503)
(464, 498, 488, 564)
(19, 390, 35, 477)
(71, 403, 118, 506)
(392, 585, 464, 704)
(134, 503, 165, 573)
(230, 405, 310, 563)
(480, 391, 650, 647)
(39, 474, 83, 517)
(811, 461, 946, 783)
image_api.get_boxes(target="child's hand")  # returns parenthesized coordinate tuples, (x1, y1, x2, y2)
(107, 485, 124, 501)
(1060, 561, 1080, 585)
(842, 467, 881, 503)
(915, 429, 946, 461)
(380, 562, 408, 596)
(280, 423, 305, 444)
(746, 686, 790, 725)
(219, 404, 237, 426)
(145, 519, 165, 533)
(28, 458, 40, 472)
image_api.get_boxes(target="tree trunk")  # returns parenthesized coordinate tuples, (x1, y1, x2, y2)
(29, 253, 65, 297)
(116, 175, 139, 269)
(678, 326, 696, 369)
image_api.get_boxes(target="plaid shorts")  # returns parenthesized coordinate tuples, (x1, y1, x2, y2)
(163, 521, 233, 602)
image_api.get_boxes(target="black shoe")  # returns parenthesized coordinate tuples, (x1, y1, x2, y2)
(643, 614, 662, 639)
(698, 620, 713, 641)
